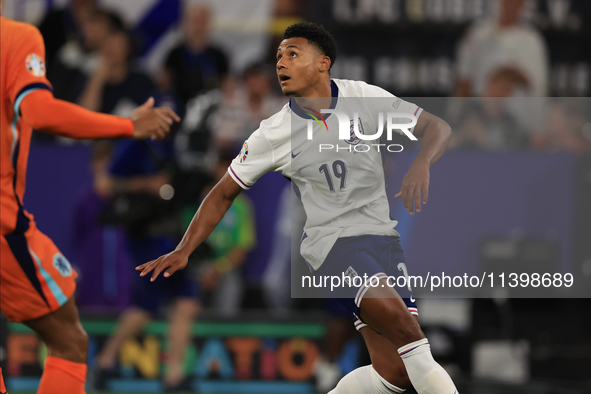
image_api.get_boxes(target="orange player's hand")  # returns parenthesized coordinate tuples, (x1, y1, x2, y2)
(130, 97, 181, 140)
(136, 249, 189, 282)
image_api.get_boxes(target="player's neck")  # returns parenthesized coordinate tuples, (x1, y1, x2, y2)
(293, 79, 333, 112)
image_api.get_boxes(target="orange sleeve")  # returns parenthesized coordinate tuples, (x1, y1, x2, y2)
(20, 89, 134, 139)
(7, 22, 53, 105)
(7, 22, 133, 139)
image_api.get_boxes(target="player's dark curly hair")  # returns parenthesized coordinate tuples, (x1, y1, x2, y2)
(283, 22, 338, 70)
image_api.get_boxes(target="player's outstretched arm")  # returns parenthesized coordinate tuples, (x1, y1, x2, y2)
(20, 90, 179, 141)
(395, 110, 451, 215)
(136, 173, 244, 281)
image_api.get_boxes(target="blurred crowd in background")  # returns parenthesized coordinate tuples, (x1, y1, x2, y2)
(6, 0, 588, 155)
(3, 0, 591, 391)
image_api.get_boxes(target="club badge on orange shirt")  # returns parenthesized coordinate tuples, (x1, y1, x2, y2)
(25, 53, 46, 77)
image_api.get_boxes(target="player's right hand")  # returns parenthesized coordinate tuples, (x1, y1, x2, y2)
(136, 249, 189, 282)
(130, 97, 181, 140)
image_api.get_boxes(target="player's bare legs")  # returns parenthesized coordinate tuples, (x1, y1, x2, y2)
(359, 285, 424, 348)
(24, 297, 88, 363)
(23, 297, 89, 393)
(96, 307, 151, 369)
(327, 317, 417, 394)
(164, 297, 200, 388)
(358, 279, 458, 393)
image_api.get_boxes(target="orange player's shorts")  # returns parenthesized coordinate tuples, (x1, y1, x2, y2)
(0, 223, 77, 323)
(0, 366, 6, 394)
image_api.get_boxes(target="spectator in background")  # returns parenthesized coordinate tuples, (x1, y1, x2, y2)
(38, 0, 96, 72)
(213, 63, 286, 151)
(49, 8, 124, 102)
(450, 67, 529, 150)
(93, 132, 200, 391)
(175, 63, 285, 173)
(267, 0, 304, 64)
(262, 184, 294, 316)
(186, 151, 256, 317)
(455, 0, 549, 97)
(71, 141, 132, 314)
(75, 29, 155, 117)
(162, 2, 229, 105)
(531, 99, 591, 153)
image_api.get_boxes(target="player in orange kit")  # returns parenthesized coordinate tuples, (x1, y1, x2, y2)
(0, 367, 6, 394)
(0, 2, 180, 392)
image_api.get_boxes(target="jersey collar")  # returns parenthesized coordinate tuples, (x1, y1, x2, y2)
(289, 80, 339, 120)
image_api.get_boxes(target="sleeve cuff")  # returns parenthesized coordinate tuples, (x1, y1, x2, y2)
(13, 83, 53, 116)
(123, 118, 134, 137)
(228, 165, 252, 190)
(411, 107, 423, 134)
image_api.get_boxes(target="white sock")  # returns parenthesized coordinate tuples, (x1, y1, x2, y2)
(328, 365, 406, 394)
(398, 338, 458, 394)
(369, 365, 407, 393)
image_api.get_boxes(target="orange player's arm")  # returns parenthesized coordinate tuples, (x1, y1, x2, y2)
(6, 21, 134, 139)
(7, 21, 178, 140)
(20, 89, 134, 139)
(19, 90, 179, 140)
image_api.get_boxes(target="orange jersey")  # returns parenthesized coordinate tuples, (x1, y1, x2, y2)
(0, 17, 52, 236)
(0, 366, 6, 393)
(1, 17, 77, 322)
(1, 17, 135, 235)
(1, 17, 134, 322)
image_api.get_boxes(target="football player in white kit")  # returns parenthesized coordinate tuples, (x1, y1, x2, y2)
(138, 23, 458, 394)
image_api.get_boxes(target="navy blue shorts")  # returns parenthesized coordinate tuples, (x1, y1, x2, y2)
(313, 235, 418, 329)
(128, 236, 199, 314)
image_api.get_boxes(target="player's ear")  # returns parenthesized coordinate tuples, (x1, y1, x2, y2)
(320, 55, 331, 72)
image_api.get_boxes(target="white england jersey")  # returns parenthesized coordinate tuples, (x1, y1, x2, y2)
(228, 79, 422, 270)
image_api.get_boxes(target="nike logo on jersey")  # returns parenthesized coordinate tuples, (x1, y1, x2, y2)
(291, 151, 302, 158)
(410, 296, 416, 303)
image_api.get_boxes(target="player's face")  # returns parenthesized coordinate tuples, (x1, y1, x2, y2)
(276, 37, 329, 97)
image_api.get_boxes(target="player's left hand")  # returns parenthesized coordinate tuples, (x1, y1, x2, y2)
(136, 249, 189, 281)
(395, 159, 430, 215)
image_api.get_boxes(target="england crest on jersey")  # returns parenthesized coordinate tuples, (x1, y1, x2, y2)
(345, 118, 364, 145)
